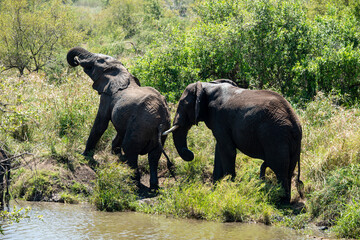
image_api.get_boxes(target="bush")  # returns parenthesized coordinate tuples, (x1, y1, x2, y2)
(333, 199, 360, 239)
(14, 170, 63, 201)
(130, 0, 360, 104)
(308, 164, 360, 226)
(0, 76, 38, 142)
(59, 192, 80, 204)
(0, 0, 83, 75)
(301, 93, 360, 185)
(93, 162, 137, 211)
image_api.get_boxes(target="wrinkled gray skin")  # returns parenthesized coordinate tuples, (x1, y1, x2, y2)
(67, 47, 171, 189)
(172, 79, 303, 203)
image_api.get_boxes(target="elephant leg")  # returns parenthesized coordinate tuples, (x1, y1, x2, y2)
(213, 152, 224, 182)
(276, 172, 291, 204)
(124, 153, 140, 184)
(112, 133, 127, 162)
(260, 162, 267, 180)
(84, 113, 110, 156)
(213, 142, 236, 182)
(265, 145, 291, 204)
(111, 133, 123, 155)
(121, 127, 144, 184)
(148, 147, 162, 190)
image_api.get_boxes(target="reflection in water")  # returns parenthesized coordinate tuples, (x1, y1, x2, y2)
(2, 201, 307, 240)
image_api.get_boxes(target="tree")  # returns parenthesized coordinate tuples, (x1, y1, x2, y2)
(0, 0, 83, 75)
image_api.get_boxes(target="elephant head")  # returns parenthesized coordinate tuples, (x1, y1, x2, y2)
(163, 82, 205, 162)
(67, 47, 140, 95)
(162, 79, 238, 162)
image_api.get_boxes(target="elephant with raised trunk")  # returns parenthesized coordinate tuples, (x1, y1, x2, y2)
(67, 47, 172, 190)
(164, 79, 303, 203)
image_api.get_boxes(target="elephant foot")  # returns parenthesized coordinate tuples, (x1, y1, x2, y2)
(82, 150, 94, 158)
(88, 158, 99, 171)
(118, 154, 127, 163)
(279, 195, 291, 206)
(148, 186, 160, 197)
(111, 147, 122, 156)
(150, 183, 159, 191)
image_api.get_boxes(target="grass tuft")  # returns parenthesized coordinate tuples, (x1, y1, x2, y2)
(93, 162, 138, 211)
(333, 199, 360, 239)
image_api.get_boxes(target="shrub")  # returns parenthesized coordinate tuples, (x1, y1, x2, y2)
(0, 76, 38, 142)
(301, 93, 360, 185)
(71, 181, 90, 196)
(59, 192, 80, 204)
(0, 0, 83, 75)
(308, 164, 360, 225)
(93, 162, 137, 211)
(333, 199, 360, 239)
(15, 170, 62, 201)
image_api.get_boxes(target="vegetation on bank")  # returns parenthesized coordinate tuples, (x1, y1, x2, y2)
(0, 0, 360, 239)
(1, 73, 359, 238)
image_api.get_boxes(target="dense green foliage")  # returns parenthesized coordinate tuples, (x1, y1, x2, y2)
(1, 0, 360, 238)
(132, 0, 360, 103)
(0, 0, 83, 75)
(1, 0, 359, 103)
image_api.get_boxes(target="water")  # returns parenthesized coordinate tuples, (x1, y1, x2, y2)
(2, 201, 309, 240)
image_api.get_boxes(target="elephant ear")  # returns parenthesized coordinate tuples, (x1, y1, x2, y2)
(92, 69, 130, 95)
(194, 81, 204, 125)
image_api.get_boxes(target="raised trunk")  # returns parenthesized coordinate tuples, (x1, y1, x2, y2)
(67, 47, 94, 67)
(172, 125, 194, 162)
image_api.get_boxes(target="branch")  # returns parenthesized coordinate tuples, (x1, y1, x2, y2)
(0, 103, 15, 113)
(0, 152, 33, 164)
(125, 41, 139, 54)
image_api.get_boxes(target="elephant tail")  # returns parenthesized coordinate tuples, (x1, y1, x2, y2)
(158, 124, 176, 180)
(162, 149, 176, 181)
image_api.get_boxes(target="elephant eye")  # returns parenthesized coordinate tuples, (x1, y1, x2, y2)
(97, 59, 105, 64)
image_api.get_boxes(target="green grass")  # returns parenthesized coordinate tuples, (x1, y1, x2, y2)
(13, 169, 61, 201)
(92, 162, 138, 211)
(308, 164, 360, 231)
(2, 73, 360, 238)
(138, 176, 281, 224)
(333, 199, 360, 239)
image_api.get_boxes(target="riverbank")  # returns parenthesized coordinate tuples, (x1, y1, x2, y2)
(2, 73, 360, 239)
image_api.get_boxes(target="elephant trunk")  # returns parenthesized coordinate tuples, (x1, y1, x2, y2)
(172, 125, 194, 162)
(67, 47, 94, 67)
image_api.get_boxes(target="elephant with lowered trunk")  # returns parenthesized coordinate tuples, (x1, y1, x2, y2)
(67, 47, 172, 190)
(164, 79, 303, 203)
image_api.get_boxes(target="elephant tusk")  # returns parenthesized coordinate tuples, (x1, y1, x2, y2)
(74, 56, 80, 65)
(162, 125, 179, 136)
